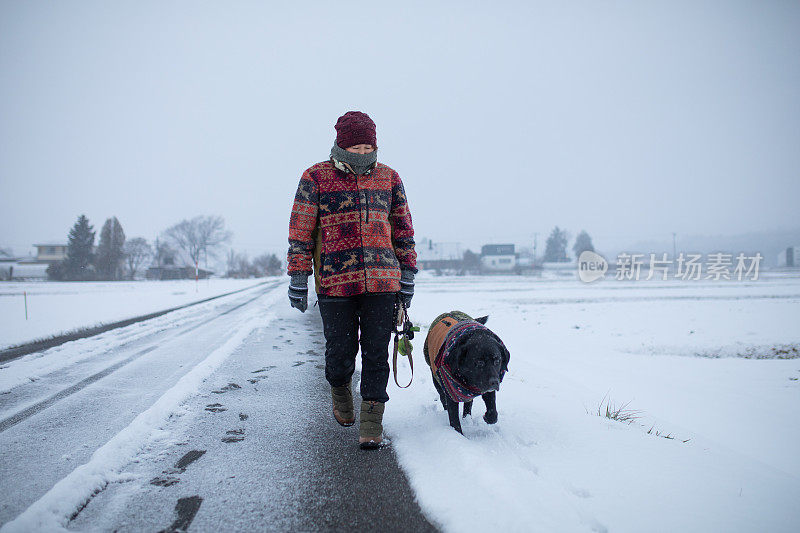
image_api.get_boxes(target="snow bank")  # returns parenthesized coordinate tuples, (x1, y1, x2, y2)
(0, 286, 283, 532)
(385, 275, 800, 532)
(0, 281, 274, 395)
(0, 278, 274, 350)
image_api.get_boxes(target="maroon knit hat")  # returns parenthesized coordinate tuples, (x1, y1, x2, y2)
(335, 111, 377, 149)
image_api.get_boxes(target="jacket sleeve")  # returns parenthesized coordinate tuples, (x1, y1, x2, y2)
(287, 170, 319, 276)
(389, 171, 417, 273)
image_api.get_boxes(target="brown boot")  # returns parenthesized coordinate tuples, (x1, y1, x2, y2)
(331, 383, 355, 427)
(358, 400, 385, 449)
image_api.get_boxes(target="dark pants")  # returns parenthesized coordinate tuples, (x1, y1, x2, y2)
(317, 292, 396, 403)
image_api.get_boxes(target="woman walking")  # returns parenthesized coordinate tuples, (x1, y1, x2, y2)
(287, 111, 417, 449)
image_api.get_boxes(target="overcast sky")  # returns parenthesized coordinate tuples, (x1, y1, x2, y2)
(1, 1, 798, 261)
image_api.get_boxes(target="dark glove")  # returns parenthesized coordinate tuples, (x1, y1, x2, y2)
(399, 268, 415, 308)
(288, 273, 309, 313)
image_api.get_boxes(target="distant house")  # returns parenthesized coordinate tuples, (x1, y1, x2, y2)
(778, 246, 800, 268)
(2, 246, 55, 280)
(146, 265, 214, 280)
(31, 244, 68, 264)
(416, 238, 463, 271)
(481, 244, 516, 273)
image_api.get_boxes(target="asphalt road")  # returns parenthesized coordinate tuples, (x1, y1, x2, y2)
(61, 294, 438, 532)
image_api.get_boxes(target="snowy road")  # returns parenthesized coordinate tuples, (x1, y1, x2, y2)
(0, 282, 434, 531)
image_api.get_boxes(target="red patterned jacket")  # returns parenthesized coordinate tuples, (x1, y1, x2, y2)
(287, 160, 417, 297)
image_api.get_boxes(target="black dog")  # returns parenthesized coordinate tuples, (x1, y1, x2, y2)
(423, 311, 510, 434)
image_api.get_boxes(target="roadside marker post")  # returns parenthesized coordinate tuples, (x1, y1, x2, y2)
(24, 291, 28, 320)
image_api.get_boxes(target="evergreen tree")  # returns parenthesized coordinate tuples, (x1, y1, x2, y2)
(462, 249, 481, 273)
(543, 226, 569, 263)
(64, 215, 96, 280)
(95, 217, 126, 280)
(572, 230, 595, 258)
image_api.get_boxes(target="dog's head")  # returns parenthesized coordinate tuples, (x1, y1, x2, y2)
(449, 316, 510, 394)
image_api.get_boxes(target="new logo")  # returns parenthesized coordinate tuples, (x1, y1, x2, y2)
(578, 251, 608, 283)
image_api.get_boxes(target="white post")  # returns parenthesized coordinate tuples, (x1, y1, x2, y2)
(24, 291, 28, 320)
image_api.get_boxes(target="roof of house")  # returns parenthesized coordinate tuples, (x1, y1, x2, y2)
(33, 243, 67, 247)
(481, 244, 515, 256)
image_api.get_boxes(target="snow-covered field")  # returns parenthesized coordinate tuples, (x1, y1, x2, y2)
(0, 279, 275, 350)
(386, 272, 800, 532)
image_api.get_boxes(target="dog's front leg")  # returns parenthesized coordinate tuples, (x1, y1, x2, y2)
(445, 396, 463, 434)
(431, 371, 448, 411)
(462, 400, 473, 418)
(482, 391, 498, 424)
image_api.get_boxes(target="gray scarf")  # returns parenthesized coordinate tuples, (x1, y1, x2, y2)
(330, 143, 378, 176)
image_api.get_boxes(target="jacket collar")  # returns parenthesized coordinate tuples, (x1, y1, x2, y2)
(331, 157, 376, 176)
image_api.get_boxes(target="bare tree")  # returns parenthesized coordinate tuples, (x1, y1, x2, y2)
(226, 249, 254, 278)
(123, 237, 153, 279)
(165, 215, 232, 267)
(252, 253, 282, 277)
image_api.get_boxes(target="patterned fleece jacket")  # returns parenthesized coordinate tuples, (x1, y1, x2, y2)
(287, 160, 417, 297)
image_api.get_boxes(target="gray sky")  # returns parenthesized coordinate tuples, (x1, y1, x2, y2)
(2, 1, 798, 261)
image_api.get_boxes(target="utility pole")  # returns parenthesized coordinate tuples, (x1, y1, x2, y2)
(672, 232, 677, 260)
(533, 233, 538, 264)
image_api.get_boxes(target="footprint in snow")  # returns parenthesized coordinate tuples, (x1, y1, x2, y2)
(222, 429, 245, 443)
(150, 450, 206, 486)
(150, 476, 180, 487)
(292, 361, 306, 367)
(174, 450, 206, 471)
(205, 403, 227, 413)
(212, 383, 241, 394)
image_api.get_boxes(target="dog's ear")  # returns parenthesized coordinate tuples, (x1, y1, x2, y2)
(475, 315, 489, 325)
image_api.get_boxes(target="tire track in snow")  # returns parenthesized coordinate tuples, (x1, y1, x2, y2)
(0, 281, 274, 363)
(0, 285, 277, 431)
(0, 284, 284, 533)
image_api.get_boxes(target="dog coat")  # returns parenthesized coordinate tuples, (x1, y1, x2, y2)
(424, 312, 507, 402)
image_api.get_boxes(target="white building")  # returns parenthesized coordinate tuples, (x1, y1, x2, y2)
(481, 244, 516, 272)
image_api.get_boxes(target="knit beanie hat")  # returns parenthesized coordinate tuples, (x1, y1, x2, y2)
(335, 111, 377, 149)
